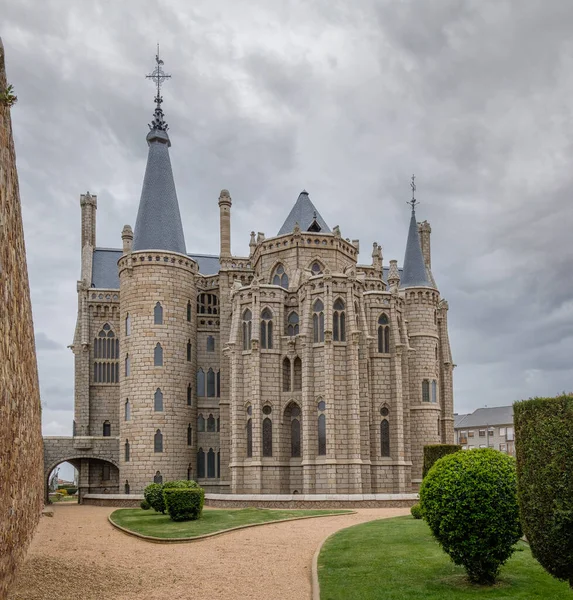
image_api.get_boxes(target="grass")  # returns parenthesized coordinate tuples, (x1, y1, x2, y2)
(110, 507, 351, 539)
(318, 516, 572, 599)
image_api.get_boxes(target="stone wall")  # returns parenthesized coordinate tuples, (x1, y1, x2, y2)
(0, 38, 44, 597)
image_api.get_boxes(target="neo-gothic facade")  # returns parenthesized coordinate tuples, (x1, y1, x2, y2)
(58, 93, 455, 498)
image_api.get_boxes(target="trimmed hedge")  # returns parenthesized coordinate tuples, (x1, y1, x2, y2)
(163, 487, 205, 522)
(420, 448, 522, 584)
(514, 395, 573, 588)
(143, 483, 166, 514)
(410, 503, 423, 520)
(162, 479, 200, 490)
(422, 444, 461, 478)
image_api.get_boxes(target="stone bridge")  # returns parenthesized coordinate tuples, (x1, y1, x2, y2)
(43, 436, 119, 501)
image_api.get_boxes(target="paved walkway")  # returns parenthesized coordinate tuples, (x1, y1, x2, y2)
(7, 504, 409, 600)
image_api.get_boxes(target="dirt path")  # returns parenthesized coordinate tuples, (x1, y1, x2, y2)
(7, 504, 409, 600)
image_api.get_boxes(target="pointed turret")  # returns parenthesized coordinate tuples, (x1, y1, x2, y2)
(132, 52, 186, 254)
(277, 190, 330, 236)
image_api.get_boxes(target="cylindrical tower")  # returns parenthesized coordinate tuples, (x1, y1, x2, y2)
(219, 189, 232, 258)
(119, 251, 197, 492)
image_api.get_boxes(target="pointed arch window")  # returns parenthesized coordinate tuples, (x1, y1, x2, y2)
(207, 414, 216, 432)
(187, 340, 192, 362)
(310, 261, 323, 275)
(207, 449, 216, 478)
(125, 354, 130, 377)
(422, 380, 430, 403)
(125, 314, 131, 336)
(206, 336, 215, 353)
(197, 414, 205, 432)
(262, 418, 273, 457)
(260, 308, 273, 349)
(154, 388, 163, 411)
(103, 421, 111, 437)
(197, 293, 219, 315)
(187, 384, 192, 406)
(197, 448, 205, 478)
(187, 424, 192, 446)
(93, 323, 119, 383)
(207, 368, 216, 397)
(318, 414, 326, 456)
(154, 429, 163, 452)
(381, 419, 390, 457)
(272, 264, 289, 288)
(242, 309, 252, 351)
(287, 311, 299, 336)
(246, 418, 253, 458)
(286, 404, 302, 458)
(378, 314, 390, 353)
(154, 302, 163, 325)
(154, 343, 163, 366)
(196, 368, 205, 397)
(187, 301, 192, 322)
(283, 357, 291, 392)
(154, 471, 163, 484)
(293, 357, 302, 391)
(313, 299, 325, 343)
(125, 399, 130, 421)
(333, 298, 346, 342)
(431, 380, 438, 403)
(125, 439, 130, 462)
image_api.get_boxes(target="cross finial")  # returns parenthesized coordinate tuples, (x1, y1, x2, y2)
(145, 44, 171, 132)
(407, 174, 419, 213)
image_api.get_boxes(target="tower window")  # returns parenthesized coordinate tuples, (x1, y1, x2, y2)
(93, 323, 119, 383)
(246, 418, 253, 458)
(260, 308, 273, 349)
(125, 314, 131, 336)
(310, 261, 323, 275)
(154, 343, 163, 367)
(333, 299, 346, 342)
(206, 336, 215, 353)
(187, 384, 192, 406)
(154, 429, 163, 453)
(313, 299, 325, 343)
(125, 399, 130, 421)
(125, 354, 130, 377)
(381, 419, 390, 457)
(187, 424, 192, 446)
(262, 417, 273, 457)
(242, 309, 252, 351)
(154, 302, 163, 325)
(125, 439, 130, 462)
(422, 380, 430, 403)
(431, 380, 438, 403)
(187, 340, 192, 362)
(287, 311, 299, 336)
(103, 421, 111, 437)
(154, 388, 163, 411)
(187, 301, 192, 322)
(378, 314, 390, 353)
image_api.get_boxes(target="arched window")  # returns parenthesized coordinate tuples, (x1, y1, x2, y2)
(154, 343, 163, 366)
(318, 414, 326, 456)
(187, 424, 192, 446)
(287, 311, 299, 336)
(187, 340, 192, 362)
(196, 368, 205, 397)
(103, 421, 111, 437)
(206, 336, 215, 353)
(313, 299, 325, 343)
(154, 388, 163, 411)
(207, 449, 216, 478)
(187, 301, 192, 322)
(197, 293, 219, 315)
(422, 380, 430, 403)
(262, 417, 273, 457)
(125, 439, 130, 462)
(381, 419, 390, 457)
(246, 418, 253, 458)
(93, 323, 119, 383)
(293, 357, 302, 391)
(310, 261, 323, 275)
(197, 414, 205, 432)
(286, 404, 302, 458)
(154, 429, 163, 452)
(431, 380, 438, 403)
(272, 264, 288, 288)
(124, 399, 130, 421)
(197, 449, 205, 478)
(282, 357, 291, 392)
(125, 354, 130, 377)
(242, 309, 252, 351)
(187, 384, 192, 406)
(378, 314, 390, 353)
(207, 414, 216, 432)
(125, 480, 130, 494)
(154, 302, 163, 325)
(333, 299, 346, 342)
(260, 308, 273, 349)
(125, 314, 131, 336)
(154, 471, 163, 484)
(207, 368, 215, 397)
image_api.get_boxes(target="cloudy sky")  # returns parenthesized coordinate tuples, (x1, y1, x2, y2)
(3, 0, 573, 454)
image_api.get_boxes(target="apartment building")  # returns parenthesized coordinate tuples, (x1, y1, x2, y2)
(454, 406, 514, 456)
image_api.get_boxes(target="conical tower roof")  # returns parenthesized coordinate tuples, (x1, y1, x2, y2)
(132, 52, 186, 254)
(400, 209, 432, 288)
(277, 190, 330, 236)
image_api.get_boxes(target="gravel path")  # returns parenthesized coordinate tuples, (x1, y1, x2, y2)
(7, 503, 409, 600)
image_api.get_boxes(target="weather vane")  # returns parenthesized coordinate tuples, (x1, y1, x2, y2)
(407, 174, 419, 212)
(145, 44, 171, 132)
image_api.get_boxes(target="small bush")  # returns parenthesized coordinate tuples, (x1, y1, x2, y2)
(410, 504, 423, 519)
(163, 487, 205, 522)
(143, 483, 166, 514)
(140, 500, 150, 510)
(420, 448, 521, 584)
(422, 444, 461, 478)
(58, 488, 68, 496)
(514, 395, 573, 588)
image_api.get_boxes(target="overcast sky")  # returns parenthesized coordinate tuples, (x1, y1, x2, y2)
(3, 0, 573, 458)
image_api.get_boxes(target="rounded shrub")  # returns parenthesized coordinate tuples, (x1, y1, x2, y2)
(514, 395, 573, 588)
(163, 487, 205, 522)
(143, 483, 166, 514)
(410, 503, 423, 520)
(140, 500, 150, 510)
(420, 448, 522, 584)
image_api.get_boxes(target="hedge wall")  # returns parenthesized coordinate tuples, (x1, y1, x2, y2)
(163, 488, 205, 522)
(422, 444, 461, 478)
(514, 395, 573, 588)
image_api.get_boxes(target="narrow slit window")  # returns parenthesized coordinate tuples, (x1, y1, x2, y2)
(154, 302, 163, 325)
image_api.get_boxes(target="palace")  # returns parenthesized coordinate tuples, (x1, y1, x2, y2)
(45, 59, 455, 498)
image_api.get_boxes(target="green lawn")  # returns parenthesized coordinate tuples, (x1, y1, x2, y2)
(110, 507, 350, 539)
(318, 516, 571, 599)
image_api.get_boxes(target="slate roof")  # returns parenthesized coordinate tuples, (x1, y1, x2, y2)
(91, 248, 220, 289)
(132, 130, 187, 254)
(277, 190, 331, 236)
(400, 210, 432, 288)
(454, 406, 514, 429)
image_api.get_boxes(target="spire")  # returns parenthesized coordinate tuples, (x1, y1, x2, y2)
(132, 47, 186, 255)
(277, 190, 330, 236)
(401, 175, 432, 288)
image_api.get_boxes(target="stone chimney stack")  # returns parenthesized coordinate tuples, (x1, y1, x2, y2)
(80, 192, 97, 248)
(218, 189, 232, 258)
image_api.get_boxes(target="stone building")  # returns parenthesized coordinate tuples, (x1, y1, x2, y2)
(45, 64, 455, 498)
(0, 38, 44, 596)
(455, 406, 515, 456)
